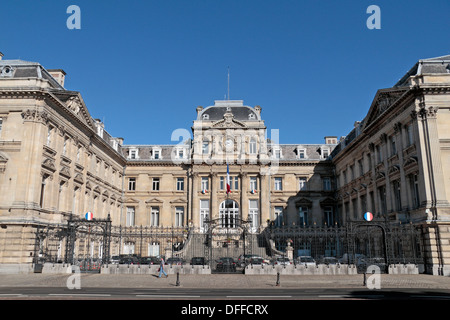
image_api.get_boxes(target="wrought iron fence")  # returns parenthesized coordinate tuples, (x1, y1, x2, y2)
(32, 219, 424, 274)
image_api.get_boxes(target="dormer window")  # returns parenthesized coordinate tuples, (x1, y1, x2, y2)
(0, 66, 13, 77)
(128, 148, 139, 160)
(174, 147, 186, 159)
(152, 147, 162, 160)
(202, 114, 209, 120)
(248, 113, 255, 120)
(272, 147, 282, 159)
(297, 147, 306, 159)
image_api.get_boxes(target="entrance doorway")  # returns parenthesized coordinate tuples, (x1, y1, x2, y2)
(219, 200, 239, 228)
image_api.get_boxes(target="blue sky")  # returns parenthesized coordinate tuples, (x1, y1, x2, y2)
(1, 0, 449, 145)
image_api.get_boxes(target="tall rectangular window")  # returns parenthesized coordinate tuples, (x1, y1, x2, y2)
(299, 177, 307, 191)
(250, 177, 257, 191)
(200, 200, 209, 233)
(411, 174, 420, 208)
(249, 138, 257, 154)
(390, 136, 397, 156)
(234, 176, 239, 190)
(152, 178, 160, 191)
(376, 145, 382, 163)
(63, 137, 68, 155)
(47, 126, 52, 147)
(324, 206, 334, 226)
(148, 242, 160, 257)
(176, 177, 184, 191)
(298, 206, 308, 226)
(407, 124, 414, 146)
(76, 145, 81, 162)
(150, 207, 159, 226)
(202, 141, 209, 154)
(175, 207, 184, 227)
(274, 206, 284, 227)
(220, 176, 225, 190)
(126, 207, 135, 226)
(128, 177, 136, 191)
(393, 180, 402, 211)
(0, 118, 2, 137)
(378, 186, 387, 215)
(274, 177, 282, 191)
(249, 200, 259, 232)
(201, 177, 209, 191)
(323, 177, 331, 191)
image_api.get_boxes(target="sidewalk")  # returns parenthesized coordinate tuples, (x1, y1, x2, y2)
(1, 273, 450, 290)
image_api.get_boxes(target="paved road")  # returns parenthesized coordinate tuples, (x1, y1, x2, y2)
(1, 286, 450, 300)
(1, 273, 448, 318)
(0, 273, 449, 299)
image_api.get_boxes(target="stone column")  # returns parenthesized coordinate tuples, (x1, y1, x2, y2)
(240, 172, 248, 222)
(260, 170, 270, 224)
(211, 172, 218, 221)
(191, 172, 199, 228)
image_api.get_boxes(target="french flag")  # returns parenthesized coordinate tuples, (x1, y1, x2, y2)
(85, 212, 93, 221)
(226, 164, 231, 194)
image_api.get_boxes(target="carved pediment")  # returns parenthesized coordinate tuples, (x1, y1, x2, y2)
(59, 166, 71, 178)
(295, 198, 312, 207)
(388, 164, 400, 175)
(125, 197, 140, 204)
(320, 197, 336, 207)
(363, 88, 409, 130)
(145, 197, 163, 204)
(170, 198, 188, 204)
(42, 158, 56, 172)
(74, 173, 84, 184)
(51, 92, 95, 131)
(404, 156, 418, 168)
(212, 112, 246, 128)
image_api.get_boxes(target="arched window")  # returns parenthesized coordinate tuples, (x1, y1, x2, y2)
(219, 200, 239, 228)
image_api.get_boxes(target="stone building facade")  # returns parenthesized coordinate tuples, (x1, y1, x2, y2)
(0, 53, 449, 274)
(332, 55, 450, 275)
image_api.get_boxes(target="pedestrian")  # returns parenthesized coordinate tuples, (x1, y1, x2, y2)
(158, 257, 168, 278)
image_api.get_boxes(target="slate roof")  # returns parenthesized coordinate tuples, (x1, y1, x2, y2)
(395, 54, 450, 86)
(198, 100, 260, 121)
(0, 59, 64, 90)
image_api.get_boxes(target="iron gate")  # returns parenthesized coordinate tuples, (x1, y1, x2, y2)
(204, 218, 254, 273)
(65, 215, 112, 273)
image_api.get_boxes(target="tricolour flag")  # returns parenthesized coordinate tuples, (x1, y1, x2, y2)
(364, 212, 373, 222)
(85, 212, 94, 221)
(226, 164, 231, 194)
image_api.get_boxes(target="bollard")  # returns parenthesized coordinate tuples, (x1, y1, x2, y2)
(176, 272, 180, 286)
(276, 272, 280, 286)
(363, 272, 367, 287)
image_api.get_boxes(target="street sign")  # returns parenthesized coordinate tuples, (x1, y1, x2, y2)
(364, 212, 373, 221)
(85, 212, 93, 220)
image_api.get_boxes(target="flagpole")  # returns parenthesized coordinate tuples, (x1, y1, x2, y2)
(227, 67, 230, 101)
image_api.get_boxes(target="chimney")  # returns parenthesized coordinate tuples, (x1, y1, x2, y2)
(0, 52, 4, 60)
(48, 69, 66, 87)
(324, 136, 337, 144)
